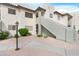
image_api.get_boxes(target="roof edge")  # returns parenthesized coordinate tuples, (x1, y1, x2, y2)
(0, 3, 46, 12)
(54, 11, 72, 19)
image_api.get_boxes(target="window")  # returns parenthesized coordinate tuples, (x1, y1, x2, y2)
(50, 13, 53, 18)
(12, 25, 16, 30)
(25, 12, 33, 18)
(8, 8, 16, 15)
(25, 26, 32, 31)
(8, 25, 16, 30)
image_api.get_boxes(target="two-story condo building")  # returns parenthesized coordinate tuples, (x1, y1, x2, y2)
(0, 3, 78, 42)
(0, 3, 44, 36)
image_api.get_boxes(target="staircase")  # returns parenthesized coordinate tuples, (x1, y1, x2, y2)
(37, 16, 77, 42)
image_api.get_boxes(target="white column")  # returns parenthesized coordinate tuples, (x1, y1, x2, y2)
(37, 11, 42, 35)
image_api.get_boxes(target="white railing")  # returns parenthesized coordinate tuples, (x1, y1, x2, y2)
(37, 16, 77, 42)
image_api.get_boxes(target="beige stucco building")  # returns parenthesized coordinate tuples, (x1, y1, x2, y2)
(0, 3, 37, 36)
(0, 3, 78, 42)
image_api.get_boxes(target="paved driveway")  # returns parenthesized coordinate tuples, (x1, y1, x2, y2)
(0, 36, 79, 56)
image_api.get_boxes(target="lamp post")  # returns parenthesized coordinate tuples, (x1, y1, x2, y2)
(15, 21, 20, 51)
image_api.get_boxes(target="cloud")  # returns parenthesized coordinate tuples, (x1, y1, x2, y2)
(53, 5, 79, 13)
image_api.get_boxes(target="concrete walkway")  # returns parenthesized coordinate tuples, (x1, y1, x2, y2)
(0, 36, 79, 56)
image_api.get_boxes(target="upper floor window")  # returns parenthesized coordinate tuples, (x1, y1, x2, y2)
(50, 13, 53, 18)
(25, 12, 33, 18)
(8, 8, 16, 15)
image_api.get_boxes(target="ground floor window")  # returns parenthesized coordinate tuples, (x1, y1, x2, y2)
(8, 25, 16, 30)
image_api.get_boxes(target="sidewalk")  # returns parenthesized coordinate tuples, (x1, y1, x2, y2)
(0, 36, 79, 56)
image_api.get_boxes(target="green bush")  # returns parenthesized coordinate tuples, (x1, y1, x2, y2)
(19, 28, 29, 36)
(0, 31, 9, 40)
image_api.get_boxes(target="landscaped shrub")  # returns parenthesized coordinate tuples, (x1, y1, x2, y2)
(19, 28, 30, 36)
(0, 31, 9, 40)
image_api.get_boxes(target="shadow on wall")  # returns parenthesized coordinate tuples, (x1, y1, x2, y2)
(41, 25, 56, 38)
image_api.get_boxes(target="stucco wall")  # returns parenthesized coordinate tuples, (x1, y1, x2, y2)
(43, 6, 69, 27)
(53, 14, 68, 26)
(1, 4, 36, 36)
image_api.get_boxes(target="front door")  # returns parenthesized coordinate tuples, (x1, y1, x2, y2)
(36, 24, 38, 34)
(68, 19, 71, 27)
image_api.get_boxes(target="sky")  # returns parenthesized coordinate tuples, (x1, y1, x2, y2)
(20, 3, 79, 13)
(50, 3, 79, 13)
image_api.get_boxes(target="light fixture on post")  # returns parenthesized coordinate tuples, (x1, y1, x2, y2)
(15, 21, 20, 51)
